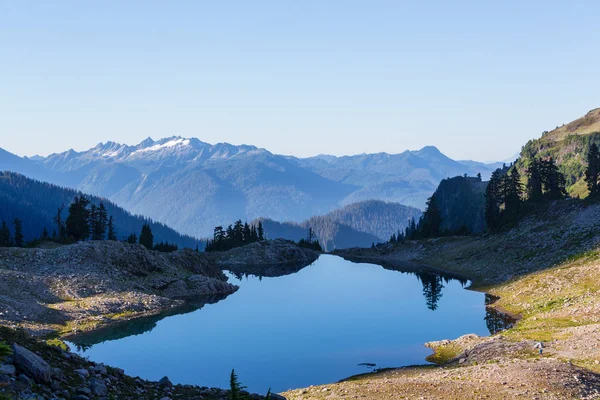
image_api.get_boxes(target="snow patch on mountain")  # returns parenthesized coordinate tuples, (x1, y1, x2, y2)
(132, 138, 191, 154)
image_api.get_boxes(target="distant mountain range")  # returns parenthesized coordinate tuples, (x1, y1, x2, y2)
(0, 137, 501, 237)
(258, 200, 422, 251)
(0, 171, 199, 248)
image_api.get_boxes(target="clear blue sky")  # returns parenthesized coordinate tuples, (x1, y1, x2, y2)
(1, 1, 599, 161)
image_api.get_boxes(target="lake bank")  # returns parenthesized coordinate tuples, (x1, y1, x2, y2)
(0, 239, 319, 337)
(64, 255, 489, 393)
(283, 201, 600, 399)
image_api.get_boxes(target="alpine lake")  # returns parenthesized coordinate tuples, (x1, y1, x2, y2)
(67, 255, 512, 393)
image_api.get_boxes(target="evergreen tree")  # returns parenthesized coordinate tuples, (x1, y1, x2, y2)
(13, 218, 24, 247)
(420, 195, 442, 238)
(65, 196, 91, 241)
(139, 223, 154, 249)
(53, 204, 65, 241)
(107, 216, 117, 241)
(91, 202, 108, 240)
(233, 220, 244, 246)
(229, 369, 248, 400)
(0, 221, 11, 247)
(126, 233, 138, 244)
(540, 158, 566, 199)
(502, 168, 523, 223)
(586, 143, 600, 198)
(243, 222, 251, 244)
(257, 221, 264, 241)
(89, 204, 97, 238)
(526, 158, 543, 202)
(485, 169, 502, 231)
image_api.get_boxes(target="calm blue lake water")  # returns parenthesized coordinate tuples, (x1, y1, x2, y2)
(68, 255, 493, 393)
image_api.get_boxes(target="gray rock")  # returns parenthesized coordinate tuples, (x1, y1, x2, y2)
(89, 377, 107, 396)
(18, 373, 33, 385)
(76, 387, 91, 395)
(71, 395, 90, 400)
(51, 379, 62, 391)
(0, 364, 16, 376)
(52, 367, 64, 381)
(270, 394, 287, 400)
(159, 397, 172, 400)
(12, 344, 52, 383)
(92, 364, 107, 375)
(158, 376, 172, 387)
(74, 368, 89, 379)
(0, 373, 10, 388)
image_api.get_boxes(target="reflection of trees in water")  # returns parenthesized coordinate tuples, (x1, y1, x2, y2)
(416, 273, 445, 311)
(484, 294, 516, 334)
(413, 272, 468, 311)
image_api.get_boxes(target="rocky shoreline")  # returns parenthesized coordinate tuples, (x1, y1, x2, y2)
(0, 326, 282, 400)
(0, 239, 319, 338)
(282, 200, 600, 399)
(0, 240, 315, 399)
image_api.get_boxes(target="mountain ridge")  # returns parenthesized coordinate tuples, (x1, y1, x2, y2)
(0, 138, 500, 237)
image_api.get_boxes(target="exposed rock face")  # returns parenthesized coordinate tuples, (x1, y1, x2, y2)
(11, 344, 52, 383)
(210, 239, 320, 267)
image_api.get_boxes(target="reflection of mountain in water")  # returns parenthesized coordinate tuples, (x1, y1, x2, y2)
(68, 294, 229, 351)
(226, 260, 315, 279)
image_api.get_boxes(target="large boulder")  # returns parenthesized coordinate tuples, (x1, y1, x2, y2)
(11, 344, 52, 383)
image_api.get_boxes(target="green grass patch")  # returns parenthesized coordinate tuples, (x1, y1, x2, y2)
(45, 338, 69, 352)
(425, 344, 461, 365)
(0, 341, 11, 362)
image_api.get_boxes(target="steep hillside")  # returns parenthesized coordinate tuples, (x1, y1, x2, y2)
(0, 171, 199, 248)
(518, 107, 600, 198)
(543, 107, 600, 141)
(1, 138, 499, 237)
(322, 200, 422, 240)
(431, 176, 487, 234)
(258, 218, 380, 252)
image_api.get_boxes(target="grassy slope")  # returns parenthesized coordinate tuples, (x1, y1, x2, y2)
(544, 108, 600, 141)
(517, 107, 600, 198)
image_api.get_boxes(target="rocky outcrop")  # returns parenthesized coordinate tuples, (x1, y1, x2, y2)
(0, 241, 238, 335)
(11, 344, 52, 383)
(0, 327, 283, 399)
(210, 239, 320, 267)
(0, 239, 320, 336)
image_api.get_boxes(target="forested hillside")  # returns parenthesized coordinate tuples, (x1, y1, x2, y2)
(253, 201, 419, 251)
(322, 200, 422, 240)
(0, 171, 199, 248)
(257, 218, 380, 252)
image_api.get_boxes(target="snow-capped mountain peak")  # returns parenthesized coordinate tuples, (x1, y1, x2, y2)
(131, 137, 191, 155)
